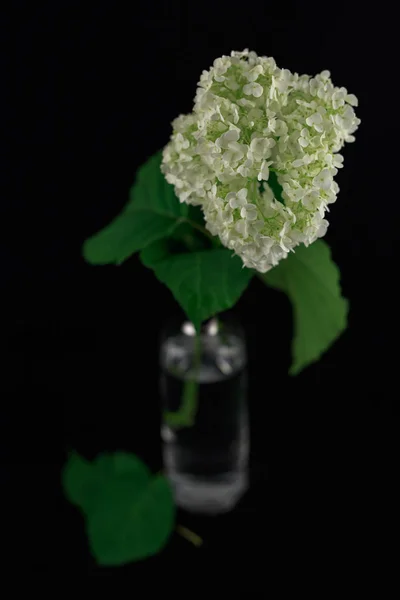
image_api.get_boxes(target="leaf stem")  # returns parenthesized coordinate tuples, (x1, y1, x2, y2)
(182, 217, 214, 241)
(163, 329, 202, 428)
(176, 524, 203, 547)
(256, 272, 268, 284)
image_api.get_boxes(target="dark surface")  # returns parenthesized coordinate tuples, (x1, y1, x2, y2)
(3, 0, 393, 582)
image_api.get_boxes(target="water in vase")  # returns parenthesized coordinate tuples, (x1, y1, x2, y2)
(160, 317, 249, 514)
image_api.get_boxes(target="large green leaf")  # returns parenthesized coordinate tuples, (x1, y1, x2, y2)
(262, 240, 348, 375)
(140, 243, 254, 330)
(62, 451, 151, 515)
(93, 452, 151, 487)
(88, 474, 175, 565)
(62, 452, 99, 514)
(62, 451, 175, 565)
(83, 152, 189, 265)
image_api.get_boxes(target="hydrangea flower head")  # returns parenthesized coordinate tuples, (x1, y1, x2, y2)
(161, 49, 360, 272)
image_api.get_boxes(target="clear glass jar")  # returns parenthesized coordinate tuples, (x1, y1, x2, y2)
(160, 313, 249, 514)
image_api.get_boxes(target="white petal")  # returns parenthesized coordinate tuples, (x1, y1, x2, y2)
(216, 129, 240, 148)
(226, 192, 238, 208)
(237, 188, 248, 202)
(235, 220, 248, 237)
(292, 159, 304, 168)
(251, 83, 264, 98)
(243, 82, 263, 97)
(246, 209, 258, 221)
(346, 94, 358, 107)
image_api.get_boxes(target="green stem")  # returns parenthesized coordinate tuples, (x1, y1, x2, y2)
(257, 272, 276, 293)
(181, 217, 222, 249)
(252, 178, 258, 204)
(176, 524, 203, 547)
(182, 217, 214, 241)
(164, 330, 202, 429)
(256, 272, 267, 283)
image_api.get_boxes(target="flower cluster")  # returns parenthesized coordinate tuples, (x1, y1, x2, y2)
(161, 49, 360, 272)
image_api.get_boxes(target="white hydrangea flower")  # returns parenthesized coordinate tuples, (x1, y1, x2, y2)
(161, 49, 360, 272)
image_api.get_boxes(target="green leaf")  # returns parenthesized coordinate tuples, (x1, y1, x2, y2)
(62, 452, 98, 513)
(262, 240, 348, 375)
(139, 238, 171, 267)
(170, 221, 209, 252)
(94, 452, 151, 484)
(88, 474, 175, 565)
(140, 243, 254, 330)
(62, 451, 175, 565)
(83, 152, 188, 265)
(62, 451, 151, 516)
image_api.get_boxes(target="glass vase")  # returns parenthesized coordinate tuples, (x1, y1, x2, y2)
(159, 314, 249, 514)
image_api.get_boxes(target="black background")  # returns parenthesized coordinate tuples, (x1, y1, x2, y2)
(3, 0, 394, 583)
